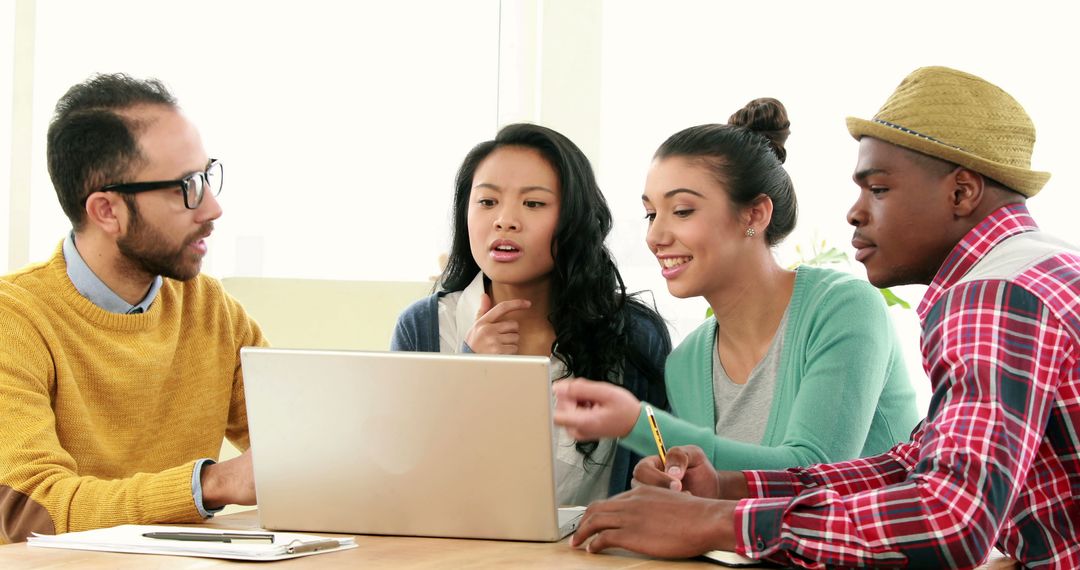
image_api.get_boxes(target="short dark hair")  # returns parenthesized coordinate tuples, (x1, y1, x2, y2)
(655, 98, 797, 246)
(46, 73, 178, 229)
(902, 144, 1023, 198)
(906, 146, 958, 178)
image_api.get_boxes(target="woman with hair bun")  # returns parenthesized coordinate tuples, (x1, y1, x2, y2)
(392, 123, 670, 504)
(554, 99, 919, 471)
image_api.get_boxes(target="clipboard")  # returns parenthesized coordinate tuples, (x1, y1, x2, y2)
(701, 549, 773, 567)
(28, 525, 357, 561)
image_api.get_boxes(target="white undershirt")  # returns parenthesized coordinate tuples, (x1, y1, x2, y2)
(437, 273, 616, 506)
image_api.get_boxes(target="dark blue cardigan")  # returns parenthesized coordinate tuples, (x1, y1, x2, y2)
(391, 291, 671, 497)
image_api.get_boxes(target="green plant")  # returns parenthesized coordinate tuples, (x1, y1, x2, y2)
(704, 237, 909, 318)
(789, 238, 909, 309)
(789, 240, 848, 268)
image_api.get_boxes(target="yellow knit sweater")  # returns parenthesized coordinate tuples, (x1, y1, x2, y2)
(0, 246, 265, 543)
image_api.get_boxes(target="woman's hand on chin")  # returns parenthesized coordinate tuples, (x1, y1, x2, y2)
(464, 292, 531, 354)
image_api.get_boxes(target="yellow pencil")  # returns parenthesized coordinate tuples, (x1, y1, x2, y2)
(644, 405, 668, 468)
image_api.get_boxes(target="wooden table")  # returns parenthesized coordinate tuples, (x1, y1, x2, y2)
(0, 510, 723, 569)
(0, 509, 1021, 569)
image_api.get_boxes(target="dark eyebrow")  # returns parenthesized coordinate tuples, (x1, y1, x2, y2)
(473, 183, 555, 194)
(173, 160, 213, 181)
(641, 188, 707, 202)
(853, 168, 888, 182)
(519, 186, 555, 195)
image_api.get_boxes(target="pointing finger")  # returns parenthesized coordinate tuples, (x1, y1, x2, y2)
(481, 299, 532, 322)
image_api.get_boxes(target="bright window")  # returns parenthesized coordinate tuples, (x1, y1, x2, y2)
(27, 0, 499, 280)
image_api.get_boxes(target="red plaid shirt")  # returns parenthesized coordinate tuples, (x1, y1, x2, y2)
(734, 204, 1080, 568)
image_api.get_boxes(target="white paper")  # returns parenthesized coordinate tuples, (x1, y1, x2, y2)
(28, 525, 357, 561)
(702, 548, 764, 567)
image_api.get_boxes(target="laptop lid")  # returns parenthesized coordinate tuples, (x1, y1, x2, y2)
(240, 347, 580, 542)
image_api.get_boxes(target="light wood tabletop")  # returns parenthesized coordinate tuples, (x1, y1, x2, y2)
(0, 509, 727, 569)
(0, 509, 1022, 569)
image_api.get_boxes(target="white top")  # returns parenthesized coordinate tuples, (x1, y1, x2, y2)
(437, 273, 616, 506)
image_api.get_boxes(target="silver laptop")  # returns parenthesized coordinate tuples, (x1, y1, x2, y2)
(240, 347, 585, 541)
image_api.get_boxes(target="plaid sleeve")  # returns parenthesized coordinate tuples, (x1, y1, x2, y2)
(732, 281, 1070, 568)
(744, 439, 918, 500)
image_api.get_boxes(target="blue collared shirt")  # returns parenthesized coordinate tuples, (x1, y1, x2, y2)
(62, 232, 219, 518)
(62, 232, 162, 314)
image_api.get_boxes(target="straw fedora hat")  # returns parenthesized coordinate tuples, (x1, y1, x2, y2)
(846, 66, 1050, 197)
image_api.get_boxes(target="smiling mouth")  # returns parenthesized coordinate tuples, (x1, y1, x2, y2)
(660, 256, 691, 269)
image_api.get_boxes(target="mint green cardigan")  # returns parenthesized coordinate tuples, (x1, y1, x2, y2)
(623, 265, 919, 471)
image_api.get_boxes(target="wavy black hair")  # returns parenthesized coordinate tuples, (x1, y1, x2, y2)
(655, 98, 797, 246)
(440, 123, 668, 457)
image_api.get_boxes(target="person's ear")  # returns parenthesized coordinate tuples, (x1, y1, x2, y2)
(950, 168, 985, 218)
(83, 191, 128, 236)
(743, 194, 774, 235)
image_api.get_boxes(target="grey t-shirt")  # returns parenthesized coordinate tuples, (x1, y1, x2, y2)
(712, 309, 790, 444)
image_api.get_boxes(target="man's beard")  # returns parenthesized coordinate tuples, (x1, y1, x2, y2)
(117, 211, 212, 282)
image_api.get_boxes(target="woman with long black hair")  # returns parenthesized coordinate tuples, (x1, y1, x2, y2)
(392, 123, 670, 504)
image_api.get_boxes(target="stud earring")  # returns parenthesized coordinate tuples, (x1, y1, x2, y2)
(745, 227, 756, 238)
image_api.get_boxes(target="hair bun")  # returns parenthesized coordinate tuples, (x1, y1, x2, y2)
(728, 97, 790, 164)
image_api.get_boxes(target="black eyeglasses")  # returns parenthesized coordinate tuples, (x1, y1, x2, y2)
(100, 159, 223, 210)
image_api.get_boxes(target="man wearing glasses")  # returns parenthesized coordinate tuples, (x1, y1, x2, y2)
(0, 74, 263, 542)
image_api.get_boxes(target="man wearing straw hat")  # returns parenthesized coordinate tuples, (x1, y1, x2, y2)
(566, 67, 1080, 568)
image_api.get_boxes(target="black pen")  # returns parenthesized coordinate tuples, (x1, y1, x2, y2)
(143, 531, 275, 543)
